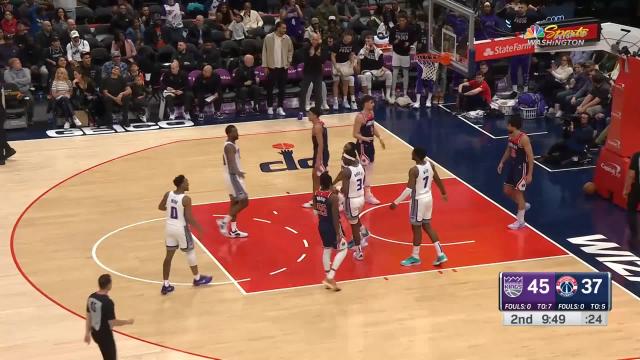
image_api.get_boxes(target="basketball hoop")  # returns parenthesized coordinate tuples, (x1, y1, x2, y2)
(415, 53, 443, 81)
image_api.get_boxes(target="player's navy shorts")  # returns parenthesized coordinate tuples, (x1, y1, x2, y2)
(357, 141, 375, 164)
(504, 161, 528, 191)
(318, 223, 339, 249)
(312, 149, 329, 168)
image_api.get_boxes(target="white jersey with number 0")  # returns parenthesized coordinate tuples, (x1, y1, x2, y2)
(414, 161, 434, 200)
(222, 141, 242, 174)
(348, 163, 365, 199)
(166, 191, 186, 227)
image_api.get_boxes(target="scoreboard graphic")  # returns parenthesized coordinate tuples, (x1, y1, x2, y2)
(499, 272, 612, 326)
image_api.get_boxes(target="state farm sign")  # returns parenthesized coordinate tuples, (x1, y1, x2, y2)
(474, 36, 535, 61)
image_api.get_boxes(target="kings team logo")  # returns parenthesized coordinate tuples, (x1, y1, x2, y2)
(556, 276, 578, 297)
(260, 143, 314, 173)
(503, 276, 524, 298)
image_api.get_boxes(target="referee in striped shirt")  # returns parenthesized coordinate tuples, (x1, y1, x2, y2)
(84, 274, 134, 360)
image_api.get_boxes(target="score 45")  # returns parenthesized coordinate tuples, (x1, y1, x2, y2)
(527, 277, 603, 295)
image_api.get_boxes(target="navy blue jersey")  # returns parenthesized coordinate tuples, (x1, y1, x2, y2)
(508, 131, 527, 164)
(312, 121, 329, 167)
(315, 190, 335, 226)
(356, 112, 376, 163)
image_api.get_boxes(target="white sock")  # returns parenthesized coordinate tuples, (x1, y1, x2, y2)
(163, 280, 170, 286)
(523, 86, 528, 93)
(223, 215, 231, 224)
(415, 93, 421, 104)
(426, 93, 433, 103)
(194, 273, 200, 281)
(328, 249, 348, 279)
(412, 245, 420, 259)
(342, 96, 347, 102)
(517, 210, 525, 223)
(434, 241, 443, 257)
(350, 95, 356, 102)
(231, 221, 238, 231)
(333, 97, 338, 103)
(322, 248, 332, 273)
(512, 84, 518, 92)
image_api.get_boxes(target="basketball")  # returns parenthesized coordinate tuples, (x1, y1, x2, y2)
(440, 52, 452, 65)
(583, 182, 597, 195)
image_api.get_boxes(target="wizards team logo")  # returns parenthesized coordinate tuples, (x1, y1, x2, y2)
(503, 276, 524, 298)
(259, 143, 314, 173)
(556, 276, 578, 297)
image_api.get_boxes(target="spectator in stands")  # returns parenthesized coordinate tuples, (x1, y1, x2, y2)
(477, 1, 502, 40)
(576, 71, 610, 117)
(315, 0, 338, 32)
(571, 50, 593, 66)
(130, 74, 148, 122)
(28, 4, 46, 36)
(78, 52, 101, 86)
(389, 13, 415, 102)
(1, 10, 16, 38)
(326, 16, 342, 43)
(357, 34, 392, 102)
(542, 112, 595, 165)
(13, 22, 41, 87)
(52, 7, 69, 35)
(36, 21, 57, 51)
(165, 0, 185, 44)
(102, 51, 129, 79)
(234, 54, 261, 115)
(126, 18, 145, 49)
(457, 71, 491, 112)
(336, 0, 359, 30)
(112, 3, 133, 34)
(229, 13, 246, 42)
(331, 30, 357, 110)
(540, 55, 573, 105)
(44, 36, 65, 82)
(139, 6, 152, 29)
(162, 60, 193, 120)
(51, 67, 82, 129)
(478, 62, 496, 97)
(186, 15, 211, 47)
(125, 62, 142, 84)
(304, 17, 322, 43)
(4, 58, 33, 124)
(552, 62, 587, 118)
(299, 33, 326, 118)
(381, 2, 396, 29)
(241, 2, 263, 36)
(66, 31, 90, 67)
(60, 19, 77, 46)
(0, 0, 12, 18)
(173, 40, 198, 71)
(71, 68, 99, 126)
(215, 2, 234, 27)
(201, 42, 222, 68)
(193, 64, 222, 120)
(144, 14, 169, 50)
(281, 0, 305, 43)
(112, 31, 137, 63)
(498, 0, 541, 92)
(56, 56, 73, 81)
(101, 66, 132, 127)
(262, 21, 293, 116)
(0, 29, 18, 67)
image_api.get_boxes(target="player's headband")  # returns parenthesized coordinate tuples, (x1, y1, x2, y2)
(342, 153, 356, 161)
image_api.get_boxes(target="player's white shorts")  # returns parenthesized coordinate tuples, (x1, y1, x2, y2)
(409, 195, 433, 225)
(392, 52, 411, 68)
(333, 62, 355, 84)
(344, 196, 365, 224)
(225, 173, 248, 199)
(165, 224, 194, 251)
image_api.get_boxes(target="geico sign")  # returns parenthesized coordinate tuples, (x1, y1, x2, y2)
(46, 120, 195, 138)
(600, 161, 622, 178)
(474, 36, 535, 61)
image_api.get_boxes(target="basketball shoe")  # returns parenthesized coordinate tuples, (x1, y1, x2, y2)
(160, 284, 175, 295)
(401, 256, 421, 266)
(193, 275, 213, 286)
(433, 254, 448, 266)
(215, 218, 228, 236)
(229, 229, 248, 238)
(507, 221, 526, 230)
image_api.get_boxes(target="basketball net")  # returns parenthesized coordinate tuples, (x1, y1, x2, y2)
(415, 53, 440, 81)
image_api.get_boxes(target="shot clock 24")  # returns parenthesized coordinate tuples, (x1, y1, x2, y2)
(499, 272, 612, 326)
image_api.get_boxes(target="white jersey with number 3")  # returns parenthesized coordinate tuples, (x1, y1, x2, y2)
(414, 162, 434, 200)
(166, 191, 186, 227)
(348, 164, 365, 199)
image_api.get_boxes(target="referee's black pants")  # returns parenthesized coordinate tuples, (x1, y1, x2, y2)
(92, 332, 117, 360)
(0, 105, 13, 160)
(629, 184, 640, 244)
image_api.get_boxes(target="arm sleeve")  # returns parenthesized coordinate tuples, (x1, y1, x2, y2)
(105, 299, 115, 321)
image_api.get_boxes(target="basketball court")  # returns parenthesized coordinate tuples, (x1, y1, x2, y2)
(3, 112, 640, 360)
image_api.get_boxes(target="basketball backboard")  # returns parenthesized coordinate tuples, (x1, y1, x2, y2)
(429, 0, 477, 75)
